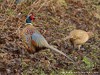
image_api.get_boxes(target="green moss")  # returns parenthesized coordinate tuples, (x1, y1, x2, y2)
(82, 56, 94, 70)
(57, 0, 67, 7)
(6, 8, 15, 16)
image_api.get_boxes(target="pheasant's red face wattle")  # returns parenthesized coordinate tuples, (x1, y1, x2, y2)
(30, 15, 35, 21)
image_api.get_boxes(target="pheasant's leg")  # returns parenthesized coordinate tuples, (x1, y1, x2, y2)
(31, 45, 36, 53)
(78, 45, 81, 50)
(27, 47, 32, 53)
(70, 39, 75, 49)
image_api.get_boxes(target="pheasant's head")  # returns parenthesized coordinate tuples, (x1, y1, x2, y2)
(26, 13, 35, 25)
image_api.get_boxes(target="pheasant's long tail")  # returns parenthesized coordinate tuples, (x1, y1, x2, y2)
(46, 45, 74, 62)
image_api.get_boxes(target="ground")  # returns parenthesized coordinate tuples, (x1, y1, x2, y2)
(0, 0, 100, 75)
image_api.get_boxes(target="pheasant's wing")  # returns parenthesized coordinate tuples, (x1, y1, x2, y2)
(22, 32, 32, 49)
(32, 32, 48, 47)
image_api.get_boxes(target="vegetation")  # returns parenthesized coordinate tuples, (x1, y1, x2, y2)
(0, 0, 100, 75)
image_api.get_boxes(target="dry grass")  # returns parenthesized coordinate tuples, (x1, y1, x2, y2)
(0, 0, 100, 75)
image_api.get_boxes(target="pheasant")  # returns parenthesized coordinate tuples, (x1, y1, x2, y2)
(56, 29, 93, 50)
(21, 13, 73, 61)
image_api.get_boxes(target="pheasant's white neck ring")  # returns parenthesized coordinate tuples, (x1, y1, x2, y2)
(25, 23, 32, 25)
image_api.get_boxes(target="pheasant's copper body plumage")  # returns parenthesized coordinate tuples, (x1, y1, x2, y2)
(21, 25, 38, 53)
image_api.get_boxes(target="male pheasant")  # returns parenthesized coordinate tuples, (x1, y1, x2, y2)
(21, 13, 73, 61)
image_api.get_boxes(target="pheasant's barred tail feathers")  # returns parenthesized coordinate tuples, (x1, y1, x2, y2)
(46, 45, 74, 62)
